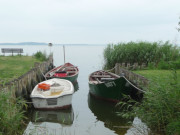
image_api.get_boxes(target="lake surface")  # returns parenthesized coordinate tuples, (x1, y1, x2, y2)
(0, 45, 144, 135)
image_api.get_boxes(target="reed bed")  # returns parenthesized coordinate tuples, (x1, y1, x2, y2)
(103, 41, 180, 70)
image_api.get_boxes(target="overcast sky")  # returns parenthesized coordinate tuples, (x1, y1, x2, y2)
(0, 0, 180, 44)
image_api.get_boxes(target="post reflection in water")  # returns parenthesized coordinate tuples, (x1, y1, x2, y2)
(24, 107, 74, 135)
(88, 93, 132, 135)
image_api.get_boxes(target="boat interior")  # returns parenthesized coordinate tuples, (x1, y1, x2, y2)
(32, 80, 71, 97)
(49, 64, 78, 77)
(89, 70, 119, 84)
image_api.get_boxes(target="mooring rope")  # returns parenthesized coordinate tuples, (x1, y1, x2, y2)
(123, 76, 146, 93)
(105, 64, 118, 72)
(105, 65, 146, 93)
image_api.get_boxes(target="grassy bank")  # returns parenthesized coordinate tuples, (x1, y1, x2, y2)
(0, 52, 48, 134)
(134, 69, 180, 83)
(117, 70, 180, 134)
(0, 55, 41, 84)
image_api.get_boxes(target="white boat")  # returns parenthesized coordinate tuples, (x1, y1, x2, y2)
(31, 78, 74, 110)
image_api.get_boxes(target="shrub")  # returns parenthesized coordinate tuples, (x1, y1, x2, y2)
(33, 51, 48, 61)
(157, 60, 170, 69)
(147, 62, 156, 70)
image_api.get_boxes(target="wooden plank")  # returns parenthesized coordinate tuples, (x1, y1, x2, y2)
(91, 75, 111, 78)
(67, 71, 76, 73)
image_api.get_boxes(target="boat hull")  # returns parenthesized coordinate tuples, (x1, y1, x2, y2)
(31, 94, 73, 110)
(46, 74, 78, 84)
(89, 77, 133, 102)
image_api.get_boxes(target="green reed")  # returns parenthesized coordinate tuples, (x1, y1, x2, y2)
(103, 41, 180, 70)
(0, 90, 27, 135)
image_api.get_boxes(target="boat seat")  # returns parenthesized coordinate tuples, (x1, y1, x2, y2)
(67, 71, 76, 73)
(101, 78, 115, 81)
(91, 75, 111, 78)
(64, 66, 77, 70)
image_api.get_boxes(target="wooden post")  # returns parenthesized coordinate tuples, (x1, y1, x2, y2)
(122, 63, 125, 68)
(141, 63, 146, 69)
(127, 63, 131, 69)
(63, 45, 65, 64)
(48, 43, 53, 54)
(115, 63, 120, 75)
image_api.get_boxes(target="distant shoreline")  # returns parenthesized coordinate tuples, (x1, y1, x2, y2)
(0, 42, 47, 45)
(0, 42, 106, 46)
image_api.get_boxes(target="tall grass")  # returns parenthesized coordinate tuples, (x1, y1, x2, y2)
(117, 70, 180, 134)
(0, 90, 27, 135)
(103, 41, 180, 69)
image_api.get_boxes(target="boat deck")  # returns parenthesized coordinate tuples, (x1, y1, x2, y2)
(31, 79, 72, 98)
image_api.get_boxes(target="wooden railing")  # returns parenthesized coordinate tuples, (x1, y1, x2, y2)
(115, 63, 149, 88)
(116, 62, 147, 70)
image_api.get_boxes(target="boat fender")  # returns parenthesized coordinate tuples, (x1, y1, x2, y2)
(38, 83, 50, 90)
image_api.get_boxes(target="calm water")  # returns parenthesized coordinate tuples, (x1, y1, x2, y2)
(0, 45, 145, 135)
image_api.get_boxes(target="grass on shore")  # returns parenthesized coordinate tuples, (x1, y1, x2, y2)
(118, 69, 180, 134)
(134, 69, 180, 83)
(0, 55, 41, 84)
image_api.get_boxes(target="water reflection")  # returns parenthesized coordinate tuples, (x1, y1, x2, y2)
(24, 107, 74, 135)
(73, 81, 79, 92)
(88, 93, 132, 135)
(32, 108, 74, 125)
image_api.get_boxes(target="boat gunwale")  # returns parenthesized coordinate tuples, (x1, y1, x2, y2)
(31, 93, 73, 99)
(45, 63, 79, 78)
